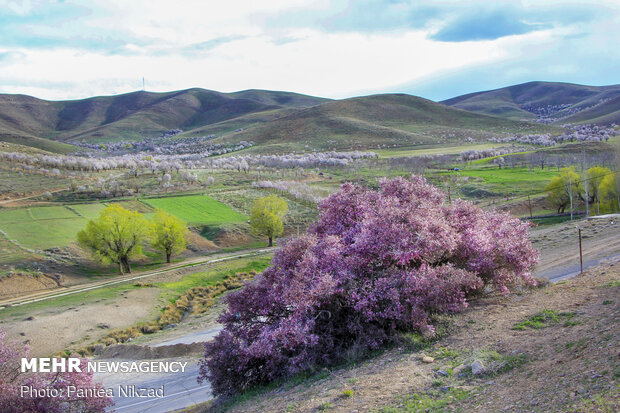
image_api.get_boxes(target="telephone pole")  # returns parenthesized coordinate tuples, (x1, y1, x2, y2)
(578, 227, 583, 274)
(569, 178, 573, 221)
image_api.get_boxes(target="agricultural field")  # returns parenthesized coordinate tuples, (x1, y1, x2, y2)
(142, 194, 247, 225)
(0, 205, 91, 250)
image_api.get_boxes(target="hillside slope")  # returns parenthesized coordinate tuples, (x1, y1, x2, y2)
(0, 89, 329, 148)
(197, 260, 619, 413)
(443, 81, 620, 124)
(214, 94, 558, 152)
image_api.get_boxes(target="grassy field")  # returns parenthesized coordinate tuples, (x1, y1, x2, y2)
(142, 194, 247, 225)
(374, 142, 509, 158)
(66, 203, 106, 219)
(158, 256, 272, 300)
(434, 166, 558, 199)
(0, 236, 36, 266)
(0, 204, 100, 250)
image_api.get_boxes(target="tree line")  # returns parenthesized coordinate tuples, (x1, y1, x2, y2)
(77, 205, 189, 274)
(77, 195, 289, 273)
(546, 166, 619, 214)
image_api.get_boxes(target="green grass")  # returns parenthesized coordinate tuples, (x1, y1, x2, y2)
(375, 143, 506, 158)
(377, 387, 471, 412)
(0, 237, 36, 266)
(435, 166, 558, 199)
(0, 168, 70, 194)
(0, 195, 245, 251)
(157, 256, 271, 296)
(530, 215, 576, 226)
(143, 194, 247, 225)
(512, 310, 577, 330)
(28, 206, 77, 220)
(0, 205, 93, 249)
(0, 255, 272, 323)
(67, 203, 106, 219)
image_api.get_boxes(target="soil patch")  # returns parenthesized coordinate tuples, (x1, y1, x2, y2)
(0, 287, 162, 356)
(0, 272, 63, 299)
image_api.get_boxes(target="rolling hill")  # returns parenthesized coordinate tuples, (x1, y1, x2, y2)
(0, 88, 329, 152)
(3, 82, 618, 154)
(209, 93, 559, 152)
(442, 81, 620, 124)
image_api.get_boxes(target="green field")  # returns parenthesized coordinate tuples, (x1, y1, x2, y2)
(0, 204, 106, 250)
(0, 195, 246, 251)
(142, 195, 247, 225)
(436, 166, 558, 199)
(67, 203, 106, 219)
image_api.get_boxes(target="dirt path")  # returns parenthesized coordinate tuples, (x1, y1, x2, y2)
(0, 187, 67, 205)
(0, 247, 273, 308)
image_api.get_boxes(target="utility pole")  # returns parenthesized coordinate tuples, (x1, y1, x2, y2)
(583, 149, 589, 217)
(569, 178, 573, 221)
(578, 227, 583, 274)
(584, 171, 589, 217)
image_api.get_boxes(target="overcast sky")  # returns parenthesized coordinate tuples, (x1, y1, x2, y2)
(1, 0, 619, 101)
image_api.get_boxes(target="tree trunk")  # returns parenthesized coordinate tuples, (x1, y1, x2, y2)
(122, 257, 131, 274)
(118, 261, 124, 275)
(268, 237, 273, 247)
(166, 252, 171, 263)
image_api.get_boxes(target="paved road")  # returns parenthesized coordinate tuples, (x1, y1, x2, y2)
(96, 358, 212, 413)
(95, 250, 620, 413)
(538, 252, 620, 282)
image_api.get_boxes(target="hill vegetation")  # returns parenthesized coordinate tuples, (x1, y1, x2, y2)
(0, 87, 566, 154)
(0, 88, 328, 150)
(443, 81, 620, 124)
(211, 94, 558, 152)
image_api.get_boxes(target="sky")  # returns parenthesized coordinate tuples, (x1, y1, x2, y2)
(0, 0, 619, 101)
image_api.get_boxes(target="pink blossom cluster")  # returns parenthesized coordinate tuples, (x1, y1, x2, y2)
(199, 176, 538, 395)
(0, 330, 113, 413)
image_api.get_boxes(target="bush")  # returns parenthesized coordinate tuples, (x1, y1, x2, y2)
(0, 330, 113, 412)
(199, 176, 538, 395)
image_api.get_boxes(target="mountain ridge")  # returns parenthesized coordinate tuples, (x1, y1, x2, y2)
(0, 81, 617, 153)
(442, 81, 620, 124)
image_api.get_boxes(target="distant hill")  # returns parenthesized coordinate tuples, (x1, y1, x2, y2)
(0, 88, 329, 152)
(209, 94, 558, 152)
(4, 82, 618, 154)
(442, 81, 620, 124)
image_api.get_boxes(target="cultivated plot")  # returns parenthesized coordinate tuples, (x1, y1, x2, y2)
(143, 195, 247, 225)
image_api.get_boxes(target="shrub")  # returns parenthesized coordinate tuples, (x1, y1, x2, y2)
(199, 176, 538, 395)
(0, 330, 113, 412)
